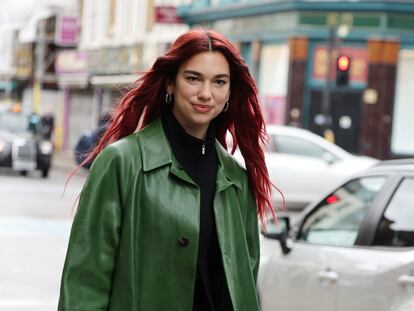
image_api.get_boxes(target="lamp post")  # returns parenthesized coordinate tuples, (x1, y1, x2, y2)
(321, 13, 337, 142)
(321, 13, 353, 143)
(33, 18, 46, 114)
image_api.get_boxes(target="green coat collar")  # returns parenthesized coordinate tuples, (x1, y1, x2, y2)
(138, 118, 242, 190)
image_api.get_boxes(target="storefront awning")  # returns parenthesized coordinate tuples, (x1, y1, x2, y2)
(90, 74, 138, 86)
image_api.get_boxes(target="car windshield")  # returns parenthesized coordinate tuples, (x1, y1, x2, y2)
(0, 113, 38, 134)
(297, 176, 387, 246)
(267, 133, 341, 162)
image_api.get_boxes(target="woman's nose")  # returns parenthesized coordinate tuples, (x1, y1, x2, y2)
(197, 83, 212, 101)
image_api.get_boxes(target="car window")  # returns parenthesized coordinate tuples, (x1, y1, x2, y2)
(270, 134, 339, 161)
(373, 178, 414, 247)
(0, 113, 38, 134)
(297, 176, 386, 247)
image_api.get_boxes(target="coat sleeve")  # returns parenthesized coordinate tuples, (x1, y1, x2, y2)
(58, 146, 125, 311)
(241, 174, 260, 284)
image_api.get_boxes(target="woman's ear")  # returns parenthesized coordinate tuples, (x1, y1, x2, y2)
(166, 79, 174, 95)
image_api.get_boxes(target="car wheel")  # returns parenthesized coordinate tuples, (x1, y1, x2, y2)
(41, 168, 49, 178)
(20, 170, 28, 176)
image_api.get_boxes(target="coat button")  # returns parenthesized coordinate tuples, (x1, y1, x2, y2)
(178, 237, 189, 247)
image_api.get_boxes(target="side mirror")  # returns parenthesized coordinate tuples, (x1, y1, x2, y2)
(260, 216, 292, 254)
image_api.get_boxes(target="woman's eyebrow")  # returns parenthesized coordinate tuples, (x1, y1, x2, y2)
(183, 70, 202, 76)
(183, 70, 230, 79)
(215, 74, 230, 79)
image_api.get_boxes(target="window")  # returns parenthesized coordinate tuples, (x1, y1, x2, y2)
(391, 50, 414, 155)
(373, 178, 414, 247)
(270, 134, 338, 161)
(107, 0, 117, 39)
(297, 177, 386, 246)
(240, 42, 252, 70)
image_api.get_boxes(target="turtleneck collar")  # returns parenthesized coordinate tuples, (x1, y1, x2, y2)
(162, 109, 216, 157)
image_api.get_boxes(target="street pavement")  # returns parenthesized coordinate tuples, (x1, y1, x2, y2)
(0, 151, 87, 311)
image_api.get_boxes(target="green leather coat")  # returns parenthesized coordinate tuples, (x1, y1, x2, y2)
(58, 118, 260, 311)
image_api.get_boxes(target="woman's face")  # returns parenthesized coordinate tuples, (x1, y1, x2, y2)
(168, 51, 231, 139)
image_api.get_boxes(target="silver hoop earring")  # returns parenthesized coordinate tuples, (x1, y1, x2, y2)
(165, 93, 172, 105)
(223, 101, 229, 112)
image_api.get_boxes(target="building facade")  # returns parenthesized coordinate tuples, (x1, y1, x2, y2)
(179, 0, 414, 159)
(1, 0, 189, 152)
(80, 0, 189, 123)
(0, 28, 33, 108)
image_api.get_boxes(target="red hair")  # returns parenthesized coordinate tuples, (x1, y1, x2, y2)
(81, 29, 277, 222)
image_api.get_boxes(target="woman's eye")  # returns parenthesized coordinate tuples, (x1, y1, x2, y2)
(215, 79, 227, 86)
(186, 76, 199, 82)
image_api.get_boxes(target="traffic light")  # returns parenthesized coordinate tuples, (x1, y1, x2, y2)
(336, 55, 351, 86)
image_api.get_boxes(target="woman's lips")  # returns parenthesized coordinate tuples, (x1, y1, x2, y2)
(192, 104, 213, 113)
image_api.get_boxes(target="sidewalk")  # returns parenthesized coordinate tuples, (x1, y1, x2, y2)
(51, 150, 78, 173)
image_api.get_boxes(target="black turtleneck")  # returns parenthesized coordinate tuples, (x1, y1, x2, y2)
(162, 111, 233, 311)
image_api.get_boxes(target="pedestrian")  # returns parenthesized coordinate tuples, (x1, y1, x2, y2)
(74, 113, 112, 168)
(58, 28, 275, 311)
(40, 106, 55, 140)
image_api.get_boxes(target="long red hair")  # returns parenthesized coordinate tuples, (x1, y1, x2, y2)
(81, 29, 276, 221)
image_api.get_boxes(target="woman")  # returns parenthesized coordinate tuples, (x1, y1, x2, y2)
(59, 29, 275, 311)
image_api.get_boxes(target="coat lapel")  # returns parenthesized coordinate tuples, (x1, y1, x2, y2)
(138, 117, 244, 191)
(138, 118, 196, 186)
(215, 142, 243, 192)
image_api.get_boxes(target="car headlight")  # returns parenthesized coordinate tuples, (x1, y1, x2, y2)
(40, 141, 53, 154)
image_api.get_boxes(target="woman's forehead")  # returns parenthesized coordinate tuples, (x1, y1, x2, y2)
(179, 51, 230, 76)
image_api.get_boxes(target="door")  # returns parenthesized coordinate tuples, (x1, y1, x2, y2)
(309, 89, 362, 154)
(259, 240, 337, 311)
(334, 177, 414, 311)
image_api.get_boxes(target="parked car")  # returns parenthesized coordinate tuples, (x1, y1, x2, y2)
(258, 159, 414, 311)
(233, 125, 378, 210)
(0, 108, 53, 177)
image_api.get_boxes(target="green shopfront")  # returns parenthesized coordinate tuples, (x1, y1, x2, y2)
(179, 0, 414, 159)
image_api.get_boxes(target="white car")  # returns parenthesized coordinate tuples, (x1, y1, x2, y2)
(258, 159, 414, 311)
(234, 125, 378, 210)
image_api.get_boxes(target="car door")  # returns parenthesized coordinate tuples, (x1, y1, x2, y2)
(266, 133, 344, 209)
(332, 176, 414, 311)
(259, 175, 387, 311)
(259, 235, 338, 311)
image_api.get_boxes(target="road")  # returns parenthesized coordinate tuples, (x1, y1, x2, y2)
(0, 163, 87, 311)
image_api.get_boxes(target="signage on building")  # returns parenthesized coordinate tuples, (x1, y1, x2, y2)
(55, 50, 87, 74)
(155, 6, 183, 24)
(55, 16, 79, 46)
(55, 50, 88, 87)
(87, 45, 144, 75)
(312, 45, 368, 83)
(14, 44, 33, 79)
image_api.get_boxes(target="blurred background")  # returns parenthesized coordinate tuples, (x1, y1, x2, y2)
(0, 0, 413, 310)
